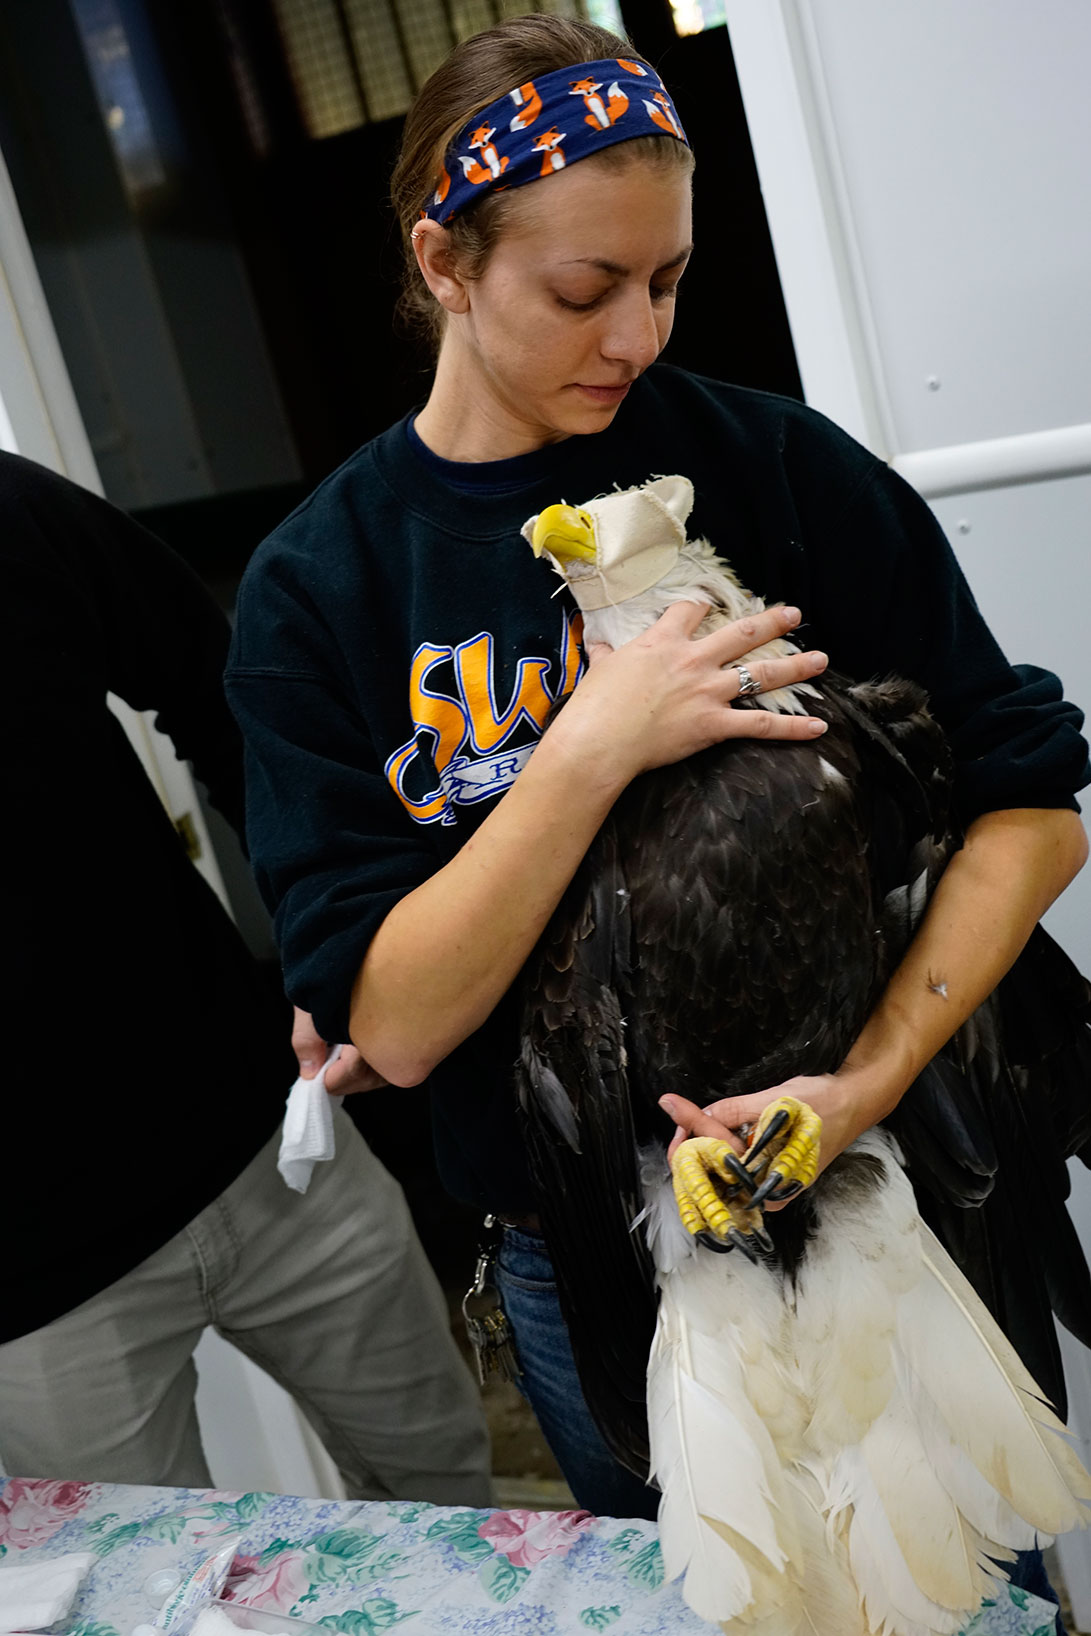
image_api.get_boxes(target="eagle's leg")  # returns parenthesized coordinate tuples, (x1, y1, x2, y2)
(745, 1096, 823, 1207)
(670, 1137, 773, 1258)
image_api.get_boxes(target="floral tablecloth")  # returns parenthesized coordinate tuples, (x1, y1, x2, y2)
(0, 1478, 1061, 1635)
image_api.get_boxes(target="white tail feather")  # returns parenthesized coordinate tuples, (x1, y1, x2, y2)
(647, 1130, 1090, 1633)
(858, 1401, 1008, 1610)
(898, 1233, 1091, 1533)
(648, 1250, 795, 1623)
(840, 1450, 968, 1636)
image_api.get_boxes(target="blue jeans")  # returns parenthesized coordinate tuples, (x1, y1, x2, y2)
(496, 1229, 1067, 1629)
(495, 1226, 659, 1520)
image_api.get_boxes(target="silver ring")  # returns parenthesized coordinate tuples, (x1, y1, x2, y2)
(733, 663, 761, 698)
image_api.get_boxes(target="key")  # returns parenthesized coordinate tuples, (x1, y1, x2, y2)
(462, 1220, 522, 1385)
(462, 1285, 521, 1384)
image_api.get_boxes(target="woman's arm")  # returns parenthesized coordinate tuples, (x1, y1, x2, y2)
(661, 805, 1089, 1167)
(350, 600, 830, 1085)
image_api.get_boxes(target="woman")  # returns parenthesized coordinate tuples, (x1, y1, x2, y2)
(226, 13, 1088, 1536)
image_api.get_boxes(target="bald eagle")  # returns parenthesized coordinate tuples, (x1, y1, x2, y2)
(515, 477, 1091, 1632)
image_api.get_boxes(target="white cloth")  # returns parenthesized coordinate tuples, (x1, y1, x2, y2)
(0, 1548, 95, 1630)
(277, 1046, 343, 1193)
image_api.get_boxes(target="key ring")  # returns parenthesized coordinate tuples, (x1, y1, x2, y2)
(462, 1214, 522, 1384)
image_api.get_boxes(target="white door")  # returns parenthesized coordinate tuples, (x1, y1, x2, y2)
(725, 0, 1091, 1610)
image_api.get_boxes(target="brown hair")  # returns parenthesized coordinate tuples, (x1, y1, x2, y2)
(390, 14, 694, 350)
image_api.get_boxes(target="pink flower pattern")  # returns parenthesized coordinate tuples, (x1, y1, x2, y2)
(0, 1480, 93, 1550)
(223, 1548, 310, 1610)
(478, 1508, 594, 1569)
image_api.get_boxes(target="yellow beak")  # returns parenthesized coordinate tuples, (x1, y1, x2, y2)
(530, 504, 597, 565)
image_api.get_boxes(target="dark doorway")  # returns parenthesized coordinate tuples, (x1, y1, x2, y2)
(0, 0, 799, 587)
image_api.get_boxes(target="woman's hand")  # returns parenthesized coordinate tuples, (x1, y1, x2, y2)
(291, 1006, 388, 1094)
(548, 600, 830, 786)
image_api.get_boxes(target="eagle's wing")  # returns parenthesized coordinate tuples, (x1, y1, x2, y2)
(840, 684, 1091, 1409)
(896, 954, 1091, 1415)
(517, 819, 659, 1475)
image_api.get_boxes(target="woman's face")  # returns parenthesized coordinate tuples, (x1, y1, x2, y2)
(445, 158, 693, 452)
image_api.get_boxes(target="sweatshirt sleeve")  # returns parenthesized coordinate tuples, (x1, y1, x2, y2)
(227, 554, 439, 1044)
(0, 452, 247, 836)
(790, 431, 1089, 822)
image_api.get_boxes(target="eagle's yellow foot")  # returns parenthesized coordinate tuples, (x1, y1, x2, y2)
(745, 1096, 822, 1207)
(670, 1137, 771, 1260)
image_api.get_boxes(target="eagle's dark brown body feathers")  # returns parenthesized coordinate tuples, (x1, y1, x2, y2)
(517, 670, 1091, 1479)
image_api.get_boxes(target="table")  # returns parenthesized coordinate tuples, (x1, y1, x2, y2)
(0, 1478, 1061, 1634)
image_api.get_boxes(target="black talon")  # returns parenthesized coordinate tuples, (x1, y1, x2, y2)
(742, 1109, 791, 1166)
(727, 1228, 762, 1264)
(749, 1170, 787, 1208)
(722, 1153, 757, 1193)
(766, 1179, 804, 1204)
(696, 1229, 734, 1255)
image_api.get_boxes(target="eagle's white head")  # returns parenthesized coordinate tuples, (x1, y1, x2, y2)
(521, 475, 696, 614)
(521, 474, 817, 713)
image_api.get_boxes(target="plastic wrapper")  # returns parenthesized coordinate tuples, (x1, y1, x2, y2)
(153, 1536, 242, 1633)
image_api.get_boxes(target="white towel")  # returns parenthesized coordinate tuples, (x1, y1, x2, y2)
(0, 1548, 95, 1630)
(277, 1046, 343, 1193)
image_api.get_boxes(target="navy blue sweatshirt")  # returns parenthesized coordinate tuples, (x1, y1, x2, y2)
(226, 365, 1089, 1213)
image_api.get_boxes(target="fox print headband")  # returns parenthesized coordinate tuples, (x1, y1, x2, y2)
(422, 57, 689, 226)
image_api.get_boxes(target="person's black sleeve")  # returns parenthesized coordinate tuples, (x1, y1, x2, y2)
(0, 451, 246, 835)
(227, 562, 439, 1045)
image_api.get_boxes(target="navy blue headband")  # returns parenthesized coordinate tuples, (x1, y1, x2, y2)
(422, 56, 688, 225)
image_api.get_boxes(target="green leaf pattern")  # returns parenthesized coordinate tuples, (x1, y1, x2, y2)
(142, 1513, 187, 1544)
(478, 1554, 530, 1603)
(624, 1538, 664, 1589)
(315, 1600, 418, 1633)
(579, 1605, 622, 1628)
(605, 1527, 643, 1556)
(425, 1509, 495, 1564)
(0, 1478, 1057, 1636)
(90, 1521, 144, 1557)
(234, 1491, 276, 1521)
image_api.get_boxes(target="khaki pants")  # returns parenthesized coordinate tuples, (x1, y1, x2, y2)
(0, 1112, 491, 1506)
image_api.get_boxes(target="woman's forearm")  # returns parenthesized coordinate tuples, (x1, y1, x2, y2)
(836, 806, 1088, 1135)
(349, 725, 628, 1084)
(661, 806, 1088, 1171)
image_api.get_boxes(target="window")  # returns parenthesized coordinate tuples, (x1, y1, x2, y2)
(269, 0, 627, 140)
(668, 0, 725, 39)
(70, 0, 166, 197)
